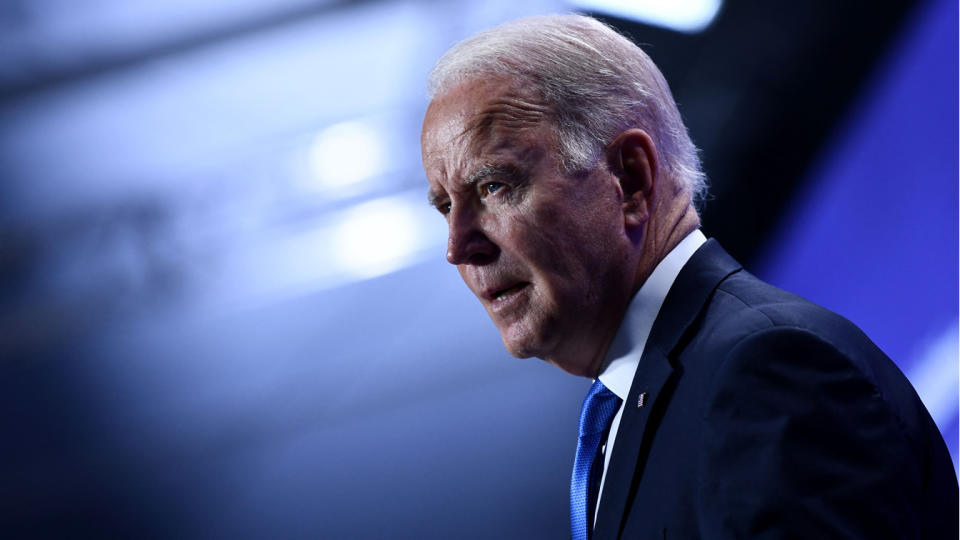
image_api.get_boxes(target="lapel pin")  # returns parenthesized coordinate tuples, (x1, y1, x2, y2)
(637, 392, 648, 408)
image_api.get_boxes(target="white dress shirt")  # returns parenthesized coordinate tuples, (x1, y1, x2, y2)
(593, 229, 707, 522)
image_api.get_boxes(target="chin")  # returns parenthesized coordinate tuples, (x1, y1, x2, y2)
(498, 325, 545, 359)
(491, 290, 561, 357)
(501, 328, 599, 378)
(500, 335, 537, 359)
(498, 323, 560, 362)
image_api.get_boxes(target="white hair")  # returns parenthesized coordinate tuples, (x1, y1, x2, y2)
(428, 14, 707, 207)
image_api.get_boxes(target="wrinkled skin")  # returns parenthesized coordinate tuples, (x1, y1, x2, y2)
(420, 77, 644, 377)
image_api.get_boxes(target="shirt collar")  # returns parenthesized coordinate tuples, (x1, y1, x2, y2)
(597, 229, 707, 400)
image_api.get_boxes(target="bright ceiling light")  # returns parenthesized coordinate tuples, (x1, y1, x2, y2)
(305, 120, 385, 191)
(331, 195, 424, 280)
(570, 0, 722, 33)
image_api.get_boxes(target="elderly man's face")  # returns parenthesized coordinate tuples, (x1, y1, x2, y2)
(421, 77, 636, 377)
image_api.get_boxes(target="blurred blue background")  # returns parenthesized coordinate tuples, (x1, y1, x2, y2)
(1, 0, 955, 538)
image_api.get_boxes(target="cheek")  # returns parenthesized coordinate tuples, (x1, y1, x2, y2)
(530, 213, 628, 314)
(508, 211, 576, 275)
(499, 184, 626, 282)
(534, 207, 622, 274)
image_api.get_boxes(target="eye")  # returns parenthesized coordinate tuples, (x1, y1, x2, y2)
(436, 202, 451, 215)
(481, 182, 505, 197)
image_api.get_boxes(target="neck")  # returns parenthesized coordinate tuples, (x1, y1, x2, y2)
(632, 203, 699, 294)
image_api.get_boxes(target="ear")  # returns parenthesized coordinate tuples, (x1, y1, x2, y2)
(606, 129, 659, 229)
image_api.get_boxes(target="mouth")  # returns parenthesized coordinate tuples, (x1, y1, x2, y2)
(486, 282, 530, 304)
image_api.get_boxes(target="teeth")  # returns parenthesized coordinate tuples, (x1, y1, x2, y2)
(494, 284, 523, 301)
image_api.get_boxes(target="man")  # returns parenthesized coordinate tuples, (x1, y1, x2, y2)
(420, 14, 957, 539)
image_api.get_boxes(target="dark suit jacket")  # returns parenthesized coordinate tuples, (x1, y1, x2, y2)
(593, 239, 958, 539)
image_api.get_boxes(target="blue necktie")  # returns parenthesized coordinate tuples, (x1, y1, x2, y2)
(571, 379, 622, 540)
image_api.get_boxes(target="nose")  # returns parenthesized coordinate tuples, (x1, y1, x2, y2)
(446, 203, 499, 266)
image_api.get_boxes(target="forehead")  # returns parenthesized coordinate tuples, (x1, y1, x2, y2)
(421, 76, 552, 185)
(423, 75, 547, 138)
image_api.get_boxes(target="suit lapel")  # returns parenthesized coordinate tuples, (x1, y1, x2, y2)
(593, 346, 674, 540)
(592, 239, 742, 540)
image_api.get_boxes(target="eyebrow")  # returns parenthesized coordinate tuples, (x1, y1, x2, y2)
(466, 164, 518, 185)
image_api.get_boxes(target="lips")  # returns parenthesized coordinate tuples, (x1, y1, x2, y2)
(484, 282, 530, 305)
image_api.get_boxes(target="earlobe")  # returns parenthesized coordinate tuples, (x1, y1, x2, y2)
(606, 129, 658, 229)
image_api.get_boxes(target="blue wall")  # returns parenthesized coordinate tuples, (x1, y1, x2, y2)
(757, 0, 958, 470)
